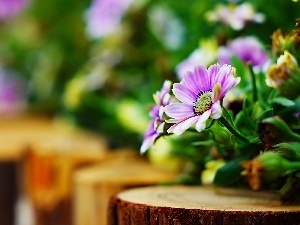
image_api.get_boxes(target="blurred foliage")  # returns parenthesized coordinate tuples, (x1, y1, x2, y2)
(0, 0, 299, 151)
(0, 0, 91, 111)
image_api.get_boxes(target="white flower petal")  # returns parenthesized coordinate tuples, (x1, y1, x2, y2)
(172, 116, 199, 135)
(210, 102, 222, 119)
(167, 124, 177, 133)
(195, 121, 206, 132)
(140, 135, 156, 154)
(195, 110, 210, 132)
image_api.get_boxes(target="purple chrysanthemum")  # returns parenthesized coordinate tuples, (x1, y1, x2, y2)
(85, 0, 133, 39)
(0, 0, 29, 20)
(165, 64, 240, 135)
(218, 37, 270, 69)
(140, 80, 172, 153)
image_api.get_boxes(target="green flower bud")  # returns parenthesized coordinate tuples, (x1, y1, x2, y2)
(257, 152, 288, 181)
(273, 142, 300, 161)
(210, 123, 233, 145)
(242, 151, 300, 190)
(258, 116, 300, 147)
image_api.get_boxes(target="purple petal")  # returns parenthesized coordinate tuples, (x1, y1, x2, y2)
(213, 64, 232, 85)
(165, 103, 194, 119)
(183, 71, 201, 94)
(207, 63, 221, 84)
(193, 65, 211, 92)
(220, 76, 240, 98)
(172, 83, 197, 104)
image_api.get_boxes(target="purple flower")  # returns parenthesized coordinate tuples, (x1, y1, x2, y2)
(0, 0, 29, 20)
(85, 0, 133, 39)
(176, 50, 202, 80)
(140, 80, 172, 153)
(0, 69, 27, 116)
(175, 39, 218, 80)
(165, 64, 240, 135)
(218, 37, 270, 69)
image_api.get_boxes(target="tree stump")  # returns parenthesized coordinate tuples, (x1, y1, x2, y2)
(73, 150, 177, 225)
(0, 115, 108, 225)
(108, 185, 300, 225)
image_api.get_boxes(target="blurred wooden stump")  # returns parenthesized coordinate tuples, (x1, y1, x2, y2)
(0, 162, 17, 225)
(0, 115, 55, 225)
(108, 186, 300, 225)
(0, 115, 58, 161)
(21, 126, 108, 225)
(0, 115, 108, 225)
(73, 150, 177, 225)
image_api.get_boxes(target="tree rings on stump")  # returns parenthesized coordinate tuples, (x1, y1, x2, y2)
(108, 185, 300, 225)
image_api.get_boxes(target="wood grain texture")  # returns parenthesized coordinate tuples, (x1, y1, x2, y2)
(108, 186, 300, 225)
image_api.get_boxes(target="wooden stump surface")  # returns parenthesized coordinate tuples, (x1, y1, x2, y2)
(108, 185, 300, 225)
(73, 150, 177, 225)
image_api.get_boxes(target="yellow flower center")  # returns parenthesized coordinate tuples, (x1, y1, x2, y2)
(193, 91, 212, 115)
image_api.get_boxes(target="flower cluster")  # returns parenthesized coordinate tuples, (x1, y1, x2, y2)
(141, 2, 300, 202)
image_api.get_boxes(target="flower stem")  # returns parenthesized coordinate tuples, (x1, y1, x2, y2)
(248, 64, 258, 102)
(219, 116, 249, 143)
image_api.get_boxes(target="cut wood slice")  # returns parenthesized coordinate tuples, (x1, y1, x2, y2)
(108, 185, 300, 225)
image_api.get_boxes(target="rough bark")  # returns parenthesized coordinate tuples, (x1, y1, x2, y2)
(108, 186, 300, 225)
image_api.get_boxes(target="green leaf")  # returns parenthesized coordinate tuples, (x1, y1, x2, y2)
(234, 110, 256, 132)
(257, 108, 273, 121)
(251, 102, 263, 121)
(230, 55, 248, 88)
(213, 158, 245, 186)
(270, 97, 295, 107)
(192, 140, 214, 147)
(248, 64, 258, 102)
(242, 95, 252, 109)
(221, 106, 235, 127)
